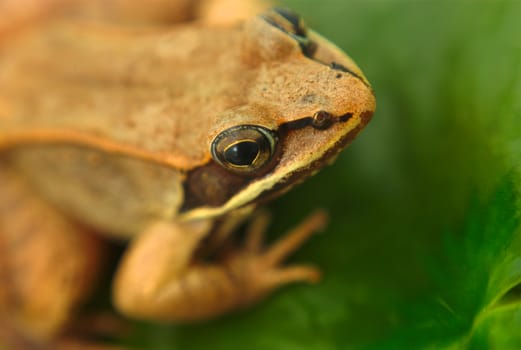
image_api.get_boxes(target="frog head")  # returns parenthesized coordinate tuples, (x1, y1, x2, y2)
(181, 8, 375, 220)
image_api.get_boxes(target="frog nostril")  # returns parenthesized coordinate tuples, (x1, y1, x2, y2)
(330, 62, 350, 73)
(330, 62, 369, 87)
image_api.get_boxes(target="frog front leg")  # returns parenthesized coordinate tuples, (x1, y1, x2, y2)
(113, 211, 326, 321)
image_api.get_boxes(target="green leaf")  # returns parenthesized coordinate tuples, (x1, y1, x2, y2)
(372, 177, 521, 349)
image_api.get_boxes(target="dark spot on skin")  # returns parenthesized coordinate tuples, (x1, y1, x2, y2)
(261, 8, 317, 59)
(330, 62, 350, 72)
(261, 16, 285, 33)
(125, 119, 137, 129)
(336, 73, 343, 79)
(330, 62, 369, 87)
(300, 40, 318, 58)
(300, 94, 317, 104)
(339, 113, 353, 122)
(272, 8, 307, 37)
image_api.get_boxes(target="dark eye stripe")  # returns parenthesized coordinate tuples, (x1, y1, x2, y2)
(280, 111, 353, 132)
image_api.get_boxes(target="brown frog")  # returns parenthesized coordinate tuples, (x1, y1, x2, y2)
(0, 0, 375, 347)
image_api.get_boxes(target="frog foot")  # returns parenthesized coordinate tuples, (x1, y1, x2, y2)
(113, 210, 327, 322)
(224, 209, 327, 304)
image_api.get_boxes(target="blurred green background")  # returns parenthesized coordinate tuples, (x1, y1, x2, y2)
(126, 0, 521, 348)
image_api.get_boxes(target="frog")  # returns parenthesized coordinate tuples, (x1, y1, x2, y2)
(0, 0, 375, 347)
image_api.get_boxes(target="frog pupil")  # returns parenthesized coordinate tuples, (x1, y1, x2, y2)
(224, 141, 259, 166)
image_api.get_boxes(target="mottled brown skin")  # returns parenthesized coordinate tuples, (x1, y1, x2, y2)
(0, 0, 375, 348)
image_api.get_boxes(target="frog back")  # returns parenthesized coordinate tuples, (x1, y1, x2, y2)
(0, 20, 250, 169)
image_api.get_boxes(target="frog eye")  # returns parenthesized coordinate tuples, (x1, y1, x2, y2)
(211, 125, 278, 174)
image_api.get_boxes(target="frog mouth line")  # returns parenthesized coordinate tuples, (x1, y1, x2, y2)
(260, 8, 369, 87)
